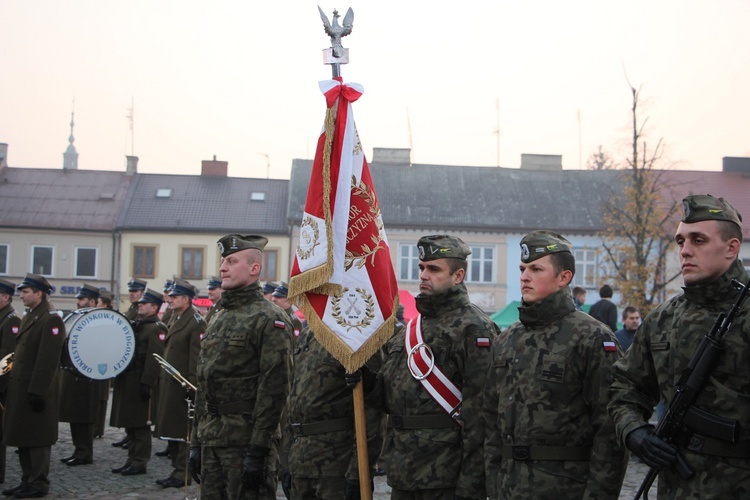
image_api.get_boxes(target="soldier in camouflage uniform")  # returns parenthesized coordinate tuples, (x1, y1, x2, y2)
(270, 282, 303, 337)
(285, 326, 383, 499)
(483, 230, 627, 499)
(191, 234, 292, 499)
(204, 276, 223, 326)
(124, 278, 147, 321)
(609, 194, 750, 498)
(0, 279, 21, 484)
(357, 234, 498, 499)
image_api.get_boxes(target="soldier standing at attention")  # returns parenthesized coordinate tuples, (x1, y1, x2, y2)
(483, 230, 627, 499)
(59, 284, 101, 467)
(354, 234, 498, 499)
(110, 289, 167, 476)
(160, 279, 175, 328)
(2, 274, 66, 498)
(609, 194, 750, 497)
(0, 279, 21, 485)
(154, 278, 205, 489)
(203, 276, 223, 325)
(124, 278, 147, 321)
(190, 234, 292, 499)
(270, 282, 303, 337)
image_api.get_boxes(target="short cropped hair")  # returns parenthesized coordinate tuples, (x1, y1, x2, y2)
(622, 305, 639, 320)
(599, 284, 613, 298)
(550, 252, 576, 278)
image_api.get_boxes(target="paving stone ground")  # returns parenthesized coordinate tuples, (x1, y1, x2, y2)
(2, 393, 654, 499)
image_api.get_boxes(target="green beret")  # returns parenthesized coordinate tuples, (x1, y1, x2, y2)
(217, 234, 269, 258)
(417, 235, 471, 261)
(520, 230, 572, 263)
(681, 194, 742, 227)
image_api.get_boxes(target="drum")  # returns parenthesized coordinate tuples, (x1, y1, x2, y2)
(62, 308, 135, 380)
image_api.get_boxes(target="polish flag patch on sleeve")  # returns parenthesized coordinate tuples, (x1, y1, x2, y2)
(603, 341, 617, 352)
(12, 326, 18, 335)
(51, 327, 60, 336)
(477, 337, 491, 348)
(274, 320, 286, 329)
(159, 333, 166, 342)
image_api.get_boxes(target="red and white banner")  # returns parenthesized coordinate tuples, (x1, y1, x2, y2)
(288, 78, 399, 372)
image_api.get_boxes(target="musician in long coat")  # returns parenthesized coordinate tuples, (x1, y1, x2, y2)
(154, 279, 204, 489)
(2, 274, 66, 498)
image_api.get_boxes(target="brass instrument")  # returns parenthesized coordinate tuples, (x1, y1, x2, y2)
(153, 353, 196, 392)
(0, 352, 13, 376)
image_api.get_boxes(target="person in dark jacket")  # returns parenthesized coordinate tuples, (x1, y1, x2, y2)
(588, 284, 618, 332)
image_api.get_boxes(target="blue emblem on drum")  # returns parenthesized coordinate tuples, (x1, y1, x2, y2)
(98, 363, 108, 376)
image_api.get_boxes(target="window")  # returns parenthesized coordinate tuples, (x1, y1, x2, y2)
(573, 248, 597, 288)
(181, 247, 204, 279)
(0, 244, 7, 275)
(466, 245, 495, 283)
(260, 249, 278, 281)
(31, 245, 54, 276)
(75, 247, 97, 278)
(133, 246, 156, 278)
(399, 243, 420, 281)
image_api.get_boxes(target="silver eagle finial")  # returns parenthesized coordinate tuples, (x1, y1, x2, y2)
(318, 6, 354, 58)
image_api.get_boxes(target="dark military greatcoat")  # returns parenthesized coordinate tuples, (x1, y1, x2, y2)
(3, 300, 66, 447)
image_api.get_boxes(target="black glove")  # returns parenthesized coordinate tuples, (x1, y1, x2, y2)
(242, 445, 269, 491)
(28, 393, 45, 412)
(139, 383, 151, 401)
(188, 447, 202, 484)
(345, 478, 374, 500)
(626, 425, 678, 469)
(345, 364, 377, 392)
(280, 467, 292, 499)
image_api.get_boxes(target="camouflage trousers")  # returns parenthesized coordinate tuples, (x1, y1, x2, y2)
(292, 476, 347, 499)
(655, 452, 750, 499)
(201, 446, 277, 500)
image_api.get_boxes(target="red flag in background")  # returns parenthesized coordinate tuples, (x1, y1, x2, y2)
(289, 78, 399, 372)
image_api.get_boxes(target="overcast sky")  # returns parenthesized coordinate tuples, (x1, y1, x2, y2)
(2, 1, 749, 179)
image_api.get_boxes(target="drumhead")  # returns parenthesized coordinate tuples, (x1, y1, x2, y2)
(63, 308, 135, 380)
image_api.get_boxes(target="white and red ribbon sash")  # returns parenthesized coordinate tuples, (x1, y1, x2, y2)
(405, 315, 463, 427)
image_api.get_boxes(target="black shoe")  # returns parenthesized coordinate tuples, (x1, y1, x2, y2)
(59, 456, 74, 464)
(2, 485, 24, 497)
(65, 457, 93, 466)
(160, 477, 185, 489)
(12, 486, 46, 498)
(155, 478, 168, 486)
(111, 465, 131, 473)
(154, 448, 170, 457)
(120, 466, 147, 476)
(111, 437, 130, 447)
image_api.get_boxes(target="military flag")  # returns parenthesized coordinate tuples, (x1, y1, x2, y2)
(289, 77, 399, 373)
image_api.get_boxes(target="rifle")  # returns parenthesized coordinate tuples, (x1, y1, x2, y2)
(634, 278, 750, 500)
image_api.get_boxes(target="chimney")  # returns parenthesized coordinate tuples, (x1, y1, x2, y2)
(722, 157, 750, 174)
(372, 147, 411, 165)
(0, 143, 7, 169)
(202, 155, 228, 176)
(520, 153, 562, 171)
(126, 155, 139, 175)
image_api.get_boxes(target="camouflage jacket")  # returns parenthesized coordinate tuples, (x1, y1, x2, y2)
(285, 327, 382, 480)
(609, 259, 750, 498)
(194, 281, 292, 450)
(484, 287, 626, 499)
(367, 283, 497, 497)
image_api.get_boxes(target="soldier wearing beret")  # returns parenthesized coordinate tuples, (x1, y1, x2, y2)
(483, 230, 627, 499)
(0, 279, 21, 484)
(204, 276, 224, 325)
(191, 234, 292, 499)
(155, 279, 206, 489)
(59, 283, 102, 467)
(2, 274, 66, 498)
(110, 289, 167, 477)
(356, 234, 499, 499)
(125, 278, 147, 321)
(609, 194, 750, 498)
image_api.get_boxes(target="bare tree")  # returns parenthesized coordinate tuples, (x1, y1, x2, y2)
(598, 85, 681, 315)
(586, 145, 615, 170)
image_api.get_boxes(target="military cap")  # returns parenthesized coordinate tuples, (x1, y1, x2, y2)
(17, 273, 54, 294)
(76, 283, 101, 300)
(520, 230, 572, 263)
(681, 194, 742, 228)
(127, 278, 147, 291)
(163, 279, 174, 292)
(207, 276, 222, 290)
(217, 234, 268, 258)
(138, 288, 165, 305)
(98, 289, 113, 301)
(168, 279, 197, 298)
(417, 235, 471, 261)
(263, 281, 279, 295)
(0, 278, 16, 296)
(272, 281, 289, 298)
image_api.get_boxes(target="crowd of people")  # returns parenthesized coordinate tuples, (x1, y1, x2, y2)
(0, 193, 747, 499)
